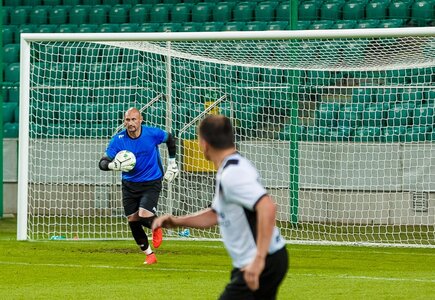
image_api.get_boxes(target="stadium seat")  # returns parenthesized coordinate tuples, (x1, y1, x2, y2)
(266, 21, 289, 30)
(37, 24, 58, 33)
(109, 5, 130, 24)
(89, 5, 109, 24)
(159, 23, 182, 32)
(3, 44, 20, 64)
(201, 21, 224, 32)
(221, 22, 245, 31)
(119, 23, 139, 32)
(3, 102, 17, 124)
(296, 20, 311, 29)
(130, 4, 151, 23)
(243, 21, 267, 31)
(23, 0, 41, 4)
(320, 1, 344, 20)
(231, 2, 257, 23)
(57, 24, 78, 33)
(355, 19, 380, 28)
(388, 1, 411, 19)
(276, 2, 290, 21)
(309, 20, 334, 30)
(316, 102, 340, 127)
(5, 63, 20, 82)
(192, 3, 214, 23)
(342, 1, 364, 20)
(352, 87, 376, 104)
(298, 1, 319, 21)
(381, 126, 406, 142)
(10, 7, 29, 25)
(63, 0, 81, 5)
(411, 0, 434, 26)
(137, 23, 159, 32)
(78, 24, 98, 33)
(1, 6, 10, 25)
(362, 103, 388, 127)
(3, 122, 19, 138)
(337, 103, 363, 128)
(8, 87, 19, 103)
(255, 1, 277, 21)
(49, 6, 69, 24)
(379, 18, 406, 28)
(179, 23, 200, 32)
(150, 4, 170, 23)
(171, 3, 192, 23)
(366, 1, 388, 19)
(213, 2, 235, 22)
(69, 5, 90, 24)
(2, 25, 16, 45)
(387, 103, 414, 126)
(45, 0, 62, 5)
(29, 7, 48, 25)
(413, 104, 434, 126)
(331, 20, 357, 29)
(353, 126, 382, 142)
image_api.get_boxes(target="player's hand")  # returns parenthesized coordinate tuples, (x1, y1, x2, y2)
(164, 158, 179, 182)
(241, 256, 266, 291)
(108, 152, 135, 172)
(152, 215, 176, 230)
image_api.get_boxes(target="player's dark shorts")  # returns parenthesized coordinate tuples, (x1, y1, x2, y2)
(219, 246, 289, 300)
(121, 179, 162, 216)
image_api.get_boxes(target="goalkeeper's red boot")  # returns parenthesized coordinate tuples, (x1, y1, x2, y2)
(152, 227, 163, 249)
(144, 253, 157, 265)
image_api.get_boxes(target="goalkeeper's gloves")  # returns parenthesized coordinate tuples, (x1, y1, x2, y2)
(108, 153, 135, 172)
(164, 158, 179, 182)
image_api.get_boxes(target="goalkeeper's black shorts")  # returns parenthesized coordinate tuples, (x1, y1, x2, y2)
(122, 179, 162, 216)
(219, 247, 289, 300)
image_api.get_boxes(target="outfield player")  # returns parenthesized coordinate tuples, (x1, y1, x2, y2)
(152, 115, 288, 299)
(99, 107, 179, 265)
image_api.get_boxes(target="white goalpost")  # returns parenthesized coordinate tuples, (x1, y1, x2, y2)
(18, 28, 435, 247)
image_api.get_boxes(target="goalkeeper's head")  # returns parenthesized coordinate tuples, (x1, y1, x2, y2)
(124, 107, 143, 137)
(198, 115, 235, 162)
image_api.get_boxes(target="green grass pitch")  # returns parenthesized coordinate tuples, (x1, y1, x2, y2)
(0, 217, 434, 299)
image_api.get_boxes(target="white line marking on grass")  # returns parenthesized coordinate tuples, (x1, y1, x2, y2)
(296, 273, 435, 283)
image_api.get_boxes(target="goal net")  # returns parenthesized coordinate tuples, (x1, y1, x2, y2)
(18, 28, 435, 247)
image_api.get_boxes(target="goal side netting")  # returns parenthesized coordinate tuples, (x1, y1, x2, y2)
(18, 28, 435, 247)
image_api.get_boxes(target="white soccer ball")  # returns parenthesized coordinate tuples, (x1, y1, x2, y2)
(115, 150, 136, 170)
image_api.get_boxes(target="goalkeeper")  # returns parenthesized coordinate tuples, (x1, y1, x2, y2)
(98, 107, 179, 265)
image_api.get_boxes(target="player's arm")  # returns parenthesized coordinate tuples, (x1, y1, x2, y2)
(98, 154, 112, 171)
(242, 194, 277, 291)
(152, 208, 218, 230)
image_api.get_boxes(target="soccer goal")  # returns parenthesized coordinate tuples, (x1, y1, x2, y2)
(18, 28, 435, 247)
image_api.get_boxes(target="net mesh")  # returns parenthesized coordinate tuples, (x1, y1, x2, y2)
(24, 34, 435, 246)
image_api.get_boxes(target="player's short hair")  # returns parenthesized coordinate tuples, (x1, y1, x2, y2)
(198, 115, 235, 149)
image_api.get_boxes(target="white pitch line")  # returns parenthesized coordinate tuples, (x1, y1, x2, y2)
(1, 261, 434, 283)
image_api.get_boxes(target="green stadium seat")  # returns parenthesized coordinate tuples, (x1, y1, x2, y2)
(353, 126, 382, 142)
(243, 21, 267, 31)
(171, 3, 192, 23)
(109, 5, 130, 24)
(78, 24, 98, 33)
(130, 4, 151, 23)
(309, 20, 334, 30)
(184, 0, 201, 3)
(366, 1, 388, 19)
(213, 2, 235, 22)
(343, 1, 364, 20)
(233, 2, 255, 22)
(298, 1, 319, 21)
(49, 6, 69, 25)
(331, 20, 357, 29)
(37, 24, 58, 33)
(3, 44, 20, 64)
(2, 25, 16, 45)
(221, 22, 245, 31)
(234, 103, 263, 130)
(352, 87, 376, 104)
(413, 104, 434, 126)
(3, 102, 17, 124)
(3, 122, 19, 138)
(10, 7, 29, 25)
(276, 2, 290, 21)
(57, 24, 78, 33)
(316, 102, 340, 127)
(388, 1, 411, 19)
(387, 103, 413, 126)
(45, 0, 62, 5)
(297, 20, 311, 29)
(404, 126, 430, 142)
(320, 1, 344, 20)
(255, 1, 277, 21)
(200, 21, 224, 31)
(63, 0, 81, 5)
(379, 19, 406, 28)
(411, 0, 434, 26)
(162, 0, 180, 3)
(2, 7, 10, 25)
(23, 0, 41, 4)
(4, 0, 17, 6)
(159, 23, 182, 32)
(192, 3, 214, 23)
(179, 23, 200, 32)
(97, 24, 119, 33)
(381, 126, 406, 142)
(266, 21, 289, 30)
(150, 4, 170, 23)
(70, 5, 90, 24)
(119, 23, 139, 32)
(137, 23, 159, 32)
(355, 19, 380, 28)
(402, 88, 424, 103)
(337, 103, 363, 128)
(8, 87, 19, 103)
(362, 103, 388, 127)
(29, 7, 48, 25)
(89, 5, 109, 24)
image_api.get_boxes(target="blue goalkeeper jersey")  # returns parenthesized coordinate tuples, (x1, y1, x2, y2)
(105, 125, 168, 182)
